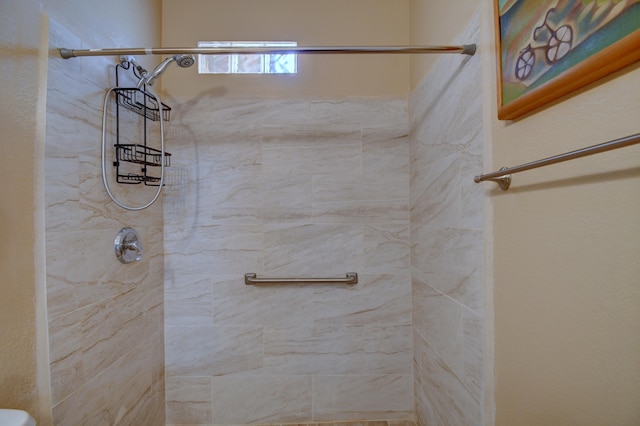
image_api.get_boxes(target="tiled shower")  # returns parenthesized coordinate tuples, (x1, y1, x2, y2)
(163, 97, 413, 424)
(42, 6, 483, 426)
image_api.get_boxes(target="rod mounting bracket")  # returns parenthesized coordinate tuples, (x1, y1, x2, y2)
(484, 167, 511, 190)
(462, 44, 476, 55)
(59, 48, 75, 59)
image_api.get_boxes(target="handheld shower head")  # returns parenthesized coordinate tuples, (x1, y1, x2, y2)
(175, 54, 196, 68)
(137, 54, 195, 87)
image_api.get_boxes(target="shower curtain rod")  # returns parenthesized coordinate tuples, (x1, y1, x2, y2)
(59, 44, 476, 59)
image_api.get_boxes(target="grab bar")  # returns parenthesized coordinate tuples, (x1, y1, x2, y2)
(245, 272, 358, 285)
(474, 133, 640, 190)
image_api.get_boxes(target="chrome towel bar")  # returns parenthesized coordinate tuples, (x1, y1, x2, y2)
(475, 133, 640, 190)
(245, 272, 358, 285)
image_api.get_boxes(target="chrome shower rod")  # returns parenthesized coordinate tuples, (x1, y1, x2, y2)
(59, 44, 476, 59)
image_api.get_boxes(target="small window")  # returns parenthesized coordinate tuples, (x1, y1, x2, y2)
(198, 41, 297, 74)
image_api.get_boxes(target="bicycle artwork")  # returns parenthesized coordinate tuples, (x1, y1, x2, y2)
(515, 7, 573, 81)
(495, 0, 640, 120)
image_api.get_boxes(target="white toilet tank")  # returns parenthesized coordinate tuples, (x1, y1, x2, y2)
(0, 409, 36, 426)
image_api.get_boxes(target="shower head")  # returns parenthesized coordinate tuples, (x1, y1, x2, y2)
(175, 54, 196, 68)
(136, 54, 195, 88)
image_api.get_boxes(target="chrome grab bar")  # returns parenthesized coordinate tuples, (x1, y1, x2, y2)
(475, 133, 640, 190)
(245, 272, 358, 285)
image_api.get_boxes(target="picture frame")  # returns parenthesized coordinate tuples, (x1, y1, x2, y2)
(495, 0, 640, 120)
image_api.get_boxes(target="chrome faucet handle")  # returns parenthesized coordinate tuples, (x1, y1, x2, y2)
(114, 227, 143, 264)
(124, 240, 142, 256)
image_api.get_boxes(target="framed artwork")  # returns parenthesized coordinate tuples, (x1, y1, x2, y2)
(495, 0, 640, 120)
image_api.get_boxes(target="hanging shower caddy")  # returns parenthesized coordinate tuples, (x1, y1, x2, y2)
(112, 62, 171, 185)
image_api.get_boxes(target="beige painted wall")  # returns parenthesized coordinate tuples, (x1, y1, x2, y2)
(0, 1, 50, 422)
(409, 0, 479, 91)
(490, 62, 640, 425)
(162, 0, 410, 98)
(483, 1, 640, 425)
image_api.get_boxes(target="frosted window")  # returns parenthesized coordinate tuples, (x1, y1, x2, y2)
(198, 41, 297, 74)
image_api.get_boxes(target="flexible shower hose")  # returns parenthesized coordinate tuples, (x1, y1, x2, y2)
(101, 86, 165, 211)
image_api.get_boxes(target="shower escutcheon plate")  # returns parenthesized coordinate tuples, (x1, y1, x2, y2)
(114, 227, 143, 264)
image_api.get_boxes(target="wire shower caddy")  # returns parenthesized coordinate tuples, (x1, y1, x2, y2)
(112, 62, 171, 185)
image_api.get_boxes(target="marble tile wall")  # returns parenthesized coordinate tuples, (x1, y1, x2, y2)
(45, 20, 165, 425)
(163, 97, 414, 425)
(409, 12, 484, 426)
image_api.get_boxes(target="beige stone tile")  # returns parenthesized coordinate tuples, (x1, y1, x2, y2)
(310, 99, 407, 125)
(45, 74, 103, 159)
(362, 125, 410, 174)
(363, 225, 410, 274)
(46, 275, 79, 320)
(413, 328, 480, 426)
(312, 375, 413, 421)
(262, 143, 362, 175)
(460, 148, 484, 231)
(264, 325, 366, 375)
(211, 375, 312, 424)
(312, 173, 409, 204)
(263, 224, 364, 277)
(463, 309, 484, 401)
(166, 376, 212, 425)
(411, 226, 483, 314)
(81, 283, 156, 377)
(120, 330, 166, 426)
(164, 224, 263, 276)
(413, 329, 438, 426)
(409, 141, 458, 179)
(146, 330, 166, 394)
(52, 334, 159, 425)
(261, 173, 314, 224)
(48, 269, 158, 401)
(165, 274, 212, 326)
(313, 274, 411, 325)
(48, 306, 85, 404)
(178, 98, 312, 126)
(412, 277, 464, 378)
(165, 325, 263, 377)
(212, 275, 315, 327)
(46, 229, 116, 285)
(313, 199, 409, 225)
(44, 156, 80, 232)
(410, 152, 462, 228)
(363, 325, 413, 375)
(168, 121, 263, 174)
(261, 124, 361, 149)
(202, 170, 265, 214)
